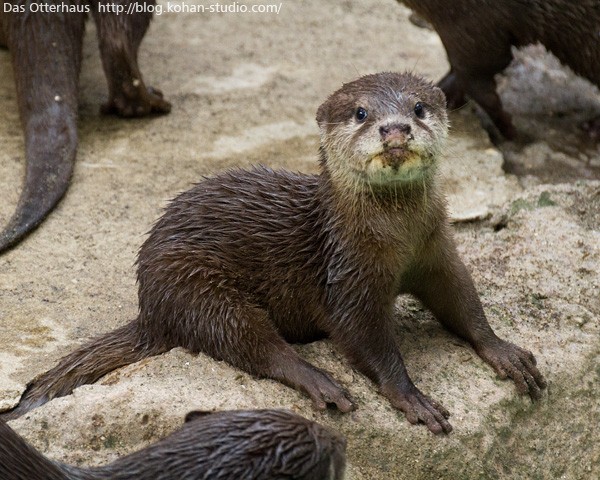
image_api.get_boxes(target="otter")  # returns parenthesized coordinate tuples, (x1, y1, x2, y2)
(397, 0, 600, 140)
(0, 72, 546, 434)
(0, 0, 171, 254)
(0, 409, 346, 479)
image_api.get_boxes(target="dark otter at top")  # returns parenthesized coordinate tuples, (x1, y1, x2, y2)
(0, 409, 346, 479)
(0, 72, 546, 434)
(398, 0, 600, 140)
(0, 0, 170, 254)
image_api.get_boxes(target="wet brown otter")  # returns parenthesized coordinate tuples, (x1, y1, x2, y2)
(0, 72, 546, 434)
(0, 409, 346, 479)
(0, 0, 170, 253)
(397, 0, 600, 139)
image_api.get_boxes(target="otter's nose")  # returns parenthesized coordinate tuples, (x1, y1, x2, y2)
(379, 123, 411, 142)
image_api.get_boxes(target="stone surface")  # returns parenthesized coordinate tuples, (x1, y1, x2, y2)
(0, 1, 598, 479)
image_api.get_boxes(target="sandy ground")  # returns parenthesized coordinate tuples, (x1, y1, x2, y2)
(0, 1, 599, 478)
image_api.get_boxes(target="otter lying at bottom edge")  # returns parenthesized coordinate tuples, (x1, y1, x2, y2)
(2, 72, 546, 434)
(0, 409, 346, 480)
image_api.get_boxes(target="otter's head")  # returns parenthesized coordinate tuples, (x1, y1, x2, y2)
(316, 72, 448, 188)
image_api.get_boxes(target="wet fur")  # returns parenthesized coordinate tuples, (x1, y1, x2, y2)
(0, 0, 170, 253)
(1, 72, 545, 434)
(398, 0, 600, 139)
(0, 409, 346, 480)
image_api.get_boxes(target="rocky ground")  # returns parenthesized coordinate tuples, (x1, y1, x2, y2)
(0, 1, 598, 478)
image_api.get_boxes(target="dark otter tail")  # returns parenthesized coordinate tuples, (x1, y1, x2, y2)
(0, 10, 85, 253)
(0, 420, 70, 480)
(0, 321, 167, 421)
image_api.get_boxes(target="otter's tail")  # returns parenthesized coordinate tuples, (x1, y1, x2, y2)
(0, 11, 85, 253)
(0, 321, 167, 421)
(0, 420, 71, 480)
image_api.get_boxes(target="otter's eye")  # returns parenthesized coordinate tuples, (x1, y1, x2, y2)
(355, 107, 368, 122)
(414, 102, 425, 119)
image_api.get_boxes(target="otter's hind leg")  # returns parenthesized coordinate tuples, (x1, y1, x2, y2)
(183, 295, 355, 413)
(90, 0, 170, 116)
(460, 74, 517, 140)
(437, 69, 467, 110)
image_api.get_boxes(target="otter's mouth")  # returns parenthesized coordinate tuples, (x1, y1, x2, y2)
(376, 144, 413, 170)
(385, 146, 408, 158)
(361, 144, 432, 185)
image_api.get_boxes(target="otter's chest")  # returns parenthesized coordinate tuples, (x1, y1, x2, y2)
(363, 209, 441, 295)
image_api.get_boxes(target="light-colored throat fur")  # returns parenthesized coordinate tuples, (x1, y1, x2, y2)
(318, 163, 447, 263)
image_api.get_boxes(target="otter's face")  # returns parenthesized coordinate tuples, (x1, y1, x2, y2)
(316, 72, 448, 187)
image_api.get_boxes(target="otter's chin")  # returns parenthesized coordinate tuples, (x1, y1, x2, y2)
(363, 151, 434, 184)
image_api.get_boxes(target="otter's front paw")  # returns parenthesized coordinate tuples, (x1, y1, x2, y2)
(476, 338, 547, 400)
(102, 83, 171, 117)
(382, 383, 452, 434)
(304, 369, 356, 413)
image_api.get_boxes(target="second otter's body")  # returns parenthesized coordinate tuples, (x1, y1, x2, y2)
(398, 0, 600, 139)
(2, 72, 545, 434)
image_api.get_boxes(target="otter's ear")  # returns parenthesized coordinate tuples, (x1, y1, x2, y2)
(431, 85, 447, 110)
(316, 92, 353, 129)
(316, 100, 331, 129)
(184, 410, 215, 423)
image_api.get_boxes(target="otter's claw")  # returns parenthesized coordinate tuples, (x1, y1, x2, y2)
(476, 338, 547, 400)
(383, 384, 453, 434)
(102, 83, 171, 117)
(305, 369, 356, 413)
